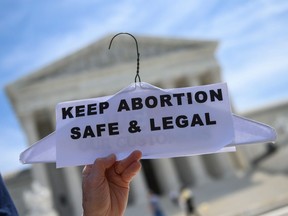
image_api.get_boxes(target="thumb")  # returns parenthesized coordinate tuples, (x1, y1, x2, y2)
(82, 164, 93, 177)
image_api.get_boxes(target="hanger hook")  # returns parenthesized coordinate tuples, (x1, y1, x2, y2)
(108, 32, 141, 83)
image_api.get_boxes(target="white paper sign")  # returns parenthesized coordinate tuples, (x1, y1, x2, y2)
(55, 82, 234, 167)
(20, 82, 277, 168)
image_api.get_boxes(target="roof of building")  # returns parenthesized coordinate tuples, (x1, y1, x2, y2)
(8, 34, 218, 88)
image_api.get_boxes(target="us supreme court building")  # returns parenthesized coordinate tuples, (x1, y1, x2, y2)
(7, 34, 259, 216)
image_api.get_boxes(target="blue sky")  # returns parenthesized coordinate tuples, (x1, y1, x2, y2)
(1, 0, 288, 174)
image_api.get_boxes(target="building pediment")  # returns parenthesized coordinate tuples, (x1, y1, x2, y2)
(6, 34, 219, 117)
(11, 34, 217, 87)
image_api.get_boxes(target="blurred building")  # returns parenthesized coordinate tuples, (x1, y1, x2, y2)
(3, 169, 32, 216)
(6, 34, 268, 216)
(239, 100, 288, 169)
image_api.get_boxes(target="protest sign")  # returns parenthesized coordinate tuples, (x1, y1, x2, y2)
(20, 82, 276, 168)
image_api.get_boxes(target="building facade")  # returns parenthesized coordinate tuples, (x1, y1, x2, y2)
(239, 100, 288, 165)
(7, 34, 249, 216)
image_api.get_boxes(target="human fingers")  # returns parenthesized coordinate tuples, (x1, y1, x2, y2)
(114, 150, 142, 175)
(121, 160, 142, 182)
(91, 154, 116, 176)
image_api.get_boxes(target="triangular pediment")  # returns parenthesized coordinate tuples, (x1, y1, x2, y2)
(10, 34, 217, 87)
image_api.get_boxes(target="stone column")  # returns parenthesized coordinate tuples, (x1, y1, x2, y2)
(151, 158, 181, 194)
(187, 156, 212, 186)
(215, 153, 237, 178)
(229, 150, 250, 172)
(171, 76, 212, 186)
(49, 108, 56, 128)
(21, 113, 50, 187)
(202, 153, 236, 179)
(173, 156, 212, 187)
(130, 169, 149, 204)
(63, 167, 83, 216)
(46, 109, 78, 216)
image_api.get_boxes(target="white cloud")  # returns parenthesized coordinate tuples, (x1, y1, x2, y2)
(199, 0, 288, 111)
(223, 38, 288, 111)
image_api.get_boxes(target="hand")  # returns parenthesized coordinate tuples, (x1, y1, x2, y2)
(82, 150, 142, 216)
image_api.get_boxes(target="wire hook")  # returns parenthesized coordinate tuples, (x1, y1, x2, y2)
(108, 32, 141, 83)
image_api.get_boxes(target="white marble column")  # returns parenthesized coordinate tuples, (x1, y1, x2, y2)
(229, 150, 250, 171)
(63, 167, 83, 216)
(21, 113, 50, 187)
(130, 169, 149, 204)
(204, 153, 236, 178)
(48, 109, 82, 216)
(219, 153, 238, 177)
(173, 155, 212, 187)
(187, 156, 212, 186)
(49, 108, 56, 128)
(151, 158, 181, 194)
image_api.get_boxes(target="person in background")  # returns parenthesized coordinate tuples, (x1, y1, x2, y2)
(0, 173, 19, 216)
(179, 186, 198, 216)
(82, 150, 142, 216)
(149, 191, 165, 216)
